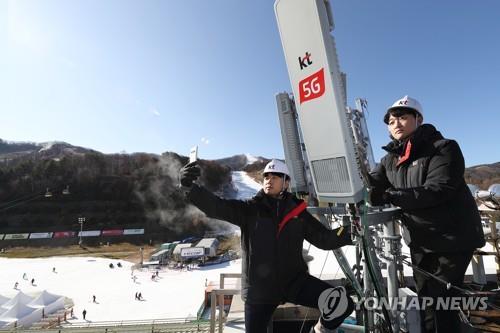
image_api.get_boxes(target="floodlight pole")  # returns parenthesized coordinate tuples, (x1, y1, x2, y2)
(78, 217, 85, 246)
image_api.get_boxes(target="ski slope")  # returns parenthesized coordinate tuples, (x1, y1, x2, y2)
(0, 256, 241, 325)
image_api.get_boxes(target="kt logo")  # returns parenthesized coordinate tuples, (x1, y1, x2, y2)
(298, 52, 312, 70)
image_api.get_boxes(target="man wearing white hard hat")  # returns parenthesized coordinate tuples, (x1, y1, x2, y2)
(368, 96, 485, 332)
(180, 159, 354, 333)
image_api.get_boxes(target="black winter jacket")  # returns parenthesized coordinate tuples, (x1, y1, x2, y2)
(368, 124, 485, 253)
(186, 184, 352, 304)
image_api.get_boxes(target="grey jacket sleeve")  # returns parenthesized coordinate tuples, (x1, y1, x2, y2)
(186, 184, 252, 227)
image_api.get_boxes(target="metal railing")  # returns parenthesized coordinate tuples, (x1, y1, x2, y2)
(209, 273, 242, 333)
(1, 317, 211, 333)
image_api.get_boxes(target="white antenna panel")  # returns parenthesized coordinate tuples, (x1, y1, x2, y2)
(274, 0, 364, 203)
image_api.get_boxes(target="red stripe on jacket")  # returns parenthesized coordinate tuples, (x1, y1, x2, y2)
(277, 201, 308, 237)
(397, 140, 412, 166)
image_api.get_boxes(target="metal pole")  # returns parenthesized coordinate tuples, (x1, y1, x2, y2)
(489, 220, 500, 287)
(383, 220, 400, 333)
(363, 253, 375, 332)
(334, 248, 363, 298)
(210, 291, 216, 333)
(355, 240, 364, 326)
(218, 275, 224, 333)
(78, 217, 85, 246)
(471, 253, 487, 285)
(267, 318, 273, 333)
(339, 323, 366, 332)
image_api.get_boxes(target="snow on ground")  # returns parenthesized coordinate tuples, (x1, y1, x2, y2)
(244, 154, 260, 165)
(0, 257, 241, 325)
(231, 171, 261, 200)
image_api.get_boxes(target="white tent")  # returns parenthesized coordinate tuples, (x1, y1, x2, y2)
(0, 295, 9, 307)
(0, 320, 15, 329)
(1, 291, 33, 309)
(0, 300, 42, 328)
(29, 290, 61, 307)
(0, 301, 36, 319)
(29, 290, 65, 314)
(0, 290, 65, 329)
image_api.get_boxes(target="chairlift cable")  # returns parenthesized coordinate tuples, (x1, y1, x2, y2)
(0, 194, 45, 212)
(0, 192, 43, 209)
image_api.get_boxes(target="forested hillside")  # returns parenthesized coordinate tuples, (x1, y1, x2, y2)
(0, 149, 232, 242)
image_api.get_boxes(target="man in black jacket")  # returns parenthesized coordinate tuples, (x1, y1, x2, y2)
(368, 95, 485, 332)
(180, 159, 354, 333)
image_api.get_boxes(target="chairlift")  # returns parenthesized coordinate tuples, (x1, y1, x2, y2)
(62, 185, 70, 195)
(44, 188, 52, 198)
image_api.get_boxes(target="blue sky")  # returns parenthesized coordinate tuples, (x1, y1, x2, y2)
(1, 0, 499, 167)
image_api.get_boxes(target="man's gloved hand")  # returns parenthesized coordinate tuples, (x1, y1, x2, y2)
(333, 226, 353, 248)
(368, 187, 394, 206)
(382, 189, 394, 204)
(179, 161, 201, 188)
(383, 188, 401, 206)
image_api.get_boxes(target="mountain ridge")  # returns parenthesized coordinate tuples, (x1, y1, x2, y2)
(1, 138, 498, 188)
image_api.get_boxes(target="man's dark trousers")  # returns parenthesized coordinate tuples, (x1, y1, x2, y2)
(244, 275, 353, 333)
(411, 250, 473, 333)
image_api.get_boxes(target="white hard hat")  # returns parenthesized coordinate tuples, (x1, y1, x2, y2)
(263, 159, 290, 178)
(384, 95, 423, 124)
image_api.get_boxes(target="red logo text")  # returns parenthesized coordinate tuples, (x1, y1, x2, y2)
(299, 68, 325, 104)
